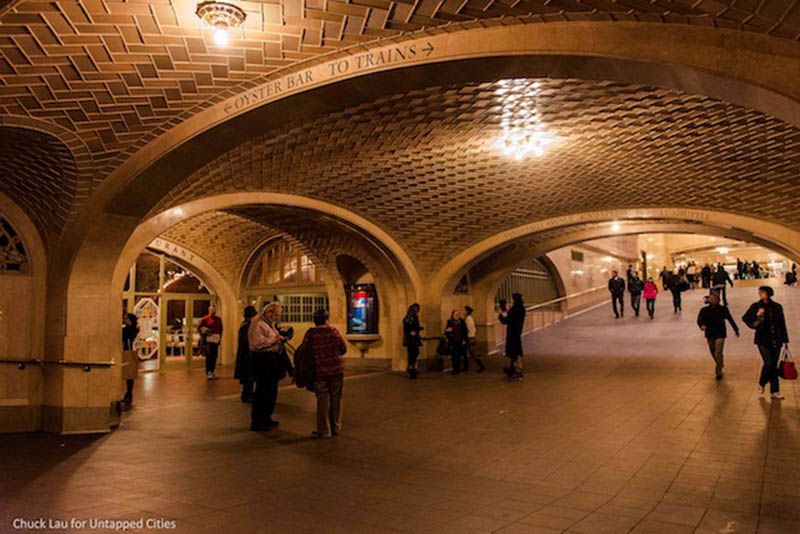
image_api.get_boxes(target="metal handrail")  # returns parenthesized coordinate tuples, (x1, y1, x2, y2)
(525, 285, 606, 312)
(486, 285, 606, 327)
(0, 358, 114, 368)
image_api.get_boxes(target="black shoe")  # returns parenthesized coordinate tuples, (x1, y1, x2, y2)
(450, 370, 460, 375)
(267, 419, 279, 428)
(250, 424, 269, 432)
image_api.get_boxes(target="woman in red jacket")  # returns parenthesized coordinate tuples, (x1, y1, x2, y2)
(642, 277, 659, 320)
(301, 309, 348, 438)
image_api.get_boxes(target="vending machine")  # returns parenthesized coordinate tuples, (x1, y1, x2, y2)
(346, 284, 378, 334)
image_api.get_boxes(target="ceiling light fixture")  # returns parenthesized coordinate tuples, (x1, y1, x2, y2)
(494, 79, 559, 159)
(196, 1, 246, 46)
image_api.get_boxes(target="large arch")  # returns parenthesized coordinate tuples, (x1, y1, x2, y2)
(63, 193, 418, 372)
(465, 220, 798, 357)
(432, 207, 800, 300)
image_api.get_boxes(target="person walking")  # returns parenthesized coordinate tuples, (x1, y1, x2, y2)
(626, 264, 634, 284)
(121, 313, 140, 405)
(234, 306, 258, 403)
(402, 303, 423, 379)
(667, 271, 688, 313)
(248, 302, 286, 431)
(499, 293, 526, 380)
(660, 266, 671, 290)
(629, 271, 644, 317)
(701, 263, 712, 289)
(197, 304, 223, 380)
(445, 309, 468, 375)
(300, 309, 348, 439)
(711, 266, 734, 306)
(697, 292, 740, 380)
(742, 286, 789, 399)
(643, 277, 659, 320)
(687, 262, 697, 289)
(608, 271, 626, 319)
(464, 306, 486, 372)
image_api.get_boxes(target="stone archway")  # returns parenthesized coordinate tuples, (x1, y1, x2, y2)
(427, 208, 800, 355)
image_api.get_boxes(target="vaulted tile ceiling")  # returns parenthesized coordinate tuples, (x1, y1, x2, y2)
(1, 0, 799, 244)
(152, 78, 800, 274)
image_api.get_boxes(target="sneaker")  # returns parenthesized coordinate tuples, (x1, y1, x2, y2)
(771, 393, 785, 400)
(206, 373, 213, 381)
(759, 386, 766, 395)
(311, 431, 331, 439)
(211, 373, 219, 380)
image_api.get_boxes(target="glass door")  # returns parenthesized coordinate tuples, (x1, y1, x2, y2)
(163, 298, 188, 369)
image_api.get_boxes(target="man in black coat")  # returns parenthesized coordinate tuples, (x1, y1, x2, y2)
(711, 266, 734, 306)
(742, 286, 789, 399)
(701, 264, 713, 289)
(608, 271, 626, 319)
(697, 292, 739, 379)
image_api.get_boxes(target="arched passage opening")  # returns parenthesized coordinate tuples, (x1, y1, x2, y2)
(433, 209, 800, 358)
(54, 193, 419, 429)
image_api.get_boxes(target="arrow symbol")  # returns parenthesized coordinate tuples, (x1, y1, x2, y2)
(423, 42, 434, 56)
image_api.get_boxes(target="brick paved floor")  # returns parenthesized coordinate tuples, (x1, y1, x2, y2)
(2, 285, 799, 533)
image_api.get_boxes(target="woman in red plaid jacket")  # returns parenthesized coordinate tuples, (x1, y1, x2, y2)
(301, 309, 347, 438)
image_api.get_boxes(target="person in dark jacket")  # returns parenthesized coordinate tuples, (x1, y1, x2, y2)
(445, 309, 468, 375)
(697, 292, 740, 379)
(499, 293, 526, 380)
(742, 286, 789, 399)
(302, 309, 348, 438)
(402, 303, 423, 379)
(235, 306, 258, 403)
(197, 304, 223, 380)
(121, 313, 139, 405)
(660, 266, 671, 290)
(628, 271, 644, 317)
(667, 272, 687, 313)
(712, 266, 733, 306)
(608, 271, 626, 319)
(701, 264, 713, 289)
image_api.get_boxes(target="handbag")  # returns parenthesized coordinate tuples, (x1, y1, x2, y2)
(779, 346, 797, 380)
(206, 333, 221, 344)
(436, 337, 451, 356)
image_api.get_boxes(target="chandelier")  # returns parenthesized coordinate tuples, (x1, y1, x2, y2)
(196, 1, 246, 45)
(494, 79, 559, 159)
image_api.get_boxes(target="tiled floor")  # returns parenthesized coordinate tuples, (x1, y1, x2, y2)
(2, 285, 799, 533)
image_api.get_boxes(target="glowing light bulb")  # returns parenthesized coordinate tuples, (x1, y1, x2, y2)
(611, 222, 621, 232)
(214, 27, 229, 45)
